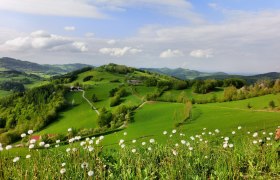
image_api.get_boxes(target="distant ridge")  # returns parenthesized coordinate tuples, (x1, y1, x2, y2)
(141, 67, 228, 80)
(0, 57, 92, 75)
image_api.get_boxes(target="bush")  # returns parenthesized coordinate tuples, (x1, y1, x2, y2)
(110, 95, 121, 107)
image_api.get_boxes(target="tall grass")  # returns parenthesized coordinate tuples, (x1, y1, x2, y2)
(0, 127, 279, 179)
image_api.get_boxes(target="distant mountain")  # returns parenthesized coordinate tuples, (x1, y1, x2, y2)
(196, 72, 280, 84)
(141, 67, 228, 80)
(0, 57, 92, 75)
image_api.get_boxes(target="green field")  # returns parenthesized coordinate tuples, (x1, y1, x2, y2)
(0, 90, 11, 97)
(39, 91, 98, 134)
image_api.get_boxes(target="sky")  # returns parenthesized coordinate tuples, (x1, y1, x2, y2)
(0, 0, 280, 73)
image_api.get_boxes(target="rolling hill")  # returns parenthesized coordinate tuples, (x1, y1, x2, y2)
(0, 57, 92, 75)
(142, 67, 228, 80)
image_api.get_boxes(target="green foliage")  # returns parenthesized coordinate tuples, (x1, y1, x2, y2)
(192, 80, 218, 94)
(110, 95, 121, 107)
(91, 94, 98, 102)
(101, 63, 135, 74)
(223, 86, 238, 101)
(82, 75, 93, 82)
(268, 100, 275, 109)
(97, 108, 113, 127)
(0, 84, 67, 144)
(0, 81, 25, 92)
(223, 78, 246, 88)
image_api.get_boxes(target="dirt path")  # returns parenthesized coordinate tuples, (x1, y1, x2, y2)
(81, 90, 100, 115)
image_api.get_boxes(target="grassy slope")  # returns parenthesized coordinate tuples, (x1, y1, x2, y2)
(39, 91, 98, 134)
(102, 102, 186, 145)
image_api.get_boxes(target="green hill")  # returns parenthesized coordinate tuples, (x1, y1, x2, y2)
(142, 67, 227, 80)
(0, 57, 92, 75)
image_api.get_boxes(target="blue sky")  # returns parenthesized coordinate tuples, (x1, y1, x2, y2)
(0, 0, 280, 73)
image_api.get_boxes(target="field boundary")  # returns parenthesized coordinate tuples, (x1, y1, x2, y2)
(81, 90, 100, 115)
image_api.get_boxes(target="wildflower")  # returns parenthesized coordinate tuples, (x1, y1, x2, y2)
(163, 131, 167, 135)
(181, 140, 186, 144)
(123, 132, 127, 136)
(91, 137, 95, 140)
(96, 139, 100, 145)
(223, 143, 228, 148)
(266, 137, 271, 141)
(39, 142, 45, 147)
(229, 144, 234, 148)
(247, 131, 251, 134)
(88, 170, 94, 177)
(205, 156, 208, 159)
(189, 147, 193, 151)
(81, 162, 89, 169)
(204, 140, 208, 144)
(89, 140, 93, 144)
(80, 141, 86, 146)
(119, 139, 124, 145)
(203, 128, 207, 131)
(169, 135, 173, 137)
(172, 149, 178, 156)
(253, 132, 258, 137)
(121, 144, 125, 149)
(66, 148, 71, 153)
(258, 139, 262, 143)
(175, 143, 179, 147)
(61, 163, 66, 167)
(148, 147, 152, 151)
(269, 132, 273, 136)
(30, 139, 36, 144)
(224, 137, 229, 141)
(21, 133, 26, 138)
(68, 128, 72, 132)
(172, 129, 177, 134)
(56, 140, 60, 143)
(99, 136, 104, 140)
(149, 139, 155, 143)
(142, 142, 146, 146)
(27, 130, 33, 135)
(253, 140, 258, 144)
(0, 147, 3, 151)
(26, 154, 31, 159)
(72, 148, 77, 152)
(60, 168, 66, 174)
(208, 132, 212, 135)
(69, 138, 75, 143)
(13, 157, 20, 163)
(190, 136, 195, 141)
(202, 132, 205, 135)
(238, 126, 242, 130)
(232, 131, 236, 135)
(29, 144, 34, 149)
(262, 132, 266, 135)
(55, 145, 59, 148)
(86, 138, 90, 141)
(75, 136, 81, 140)
(132, 149, 136, 153)
(88, 146, 94, 152)
(215, 129, 220, 133)
(199, 138, 203, 142)
(132, 139, 136, 143)
(44, 144, 50, 148)
(5, 145, 12, 150)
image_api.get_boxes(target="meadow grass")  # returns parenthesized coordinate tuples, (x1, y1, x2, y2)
(1, 126, 279, 179)
(39, 91, 98, 134)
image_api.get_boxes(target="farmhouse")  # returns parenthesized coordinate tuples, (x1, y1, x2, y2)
(70, 86, 83, 91)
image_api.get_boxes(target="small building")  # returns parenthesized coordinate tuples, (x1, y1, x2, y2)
(127, 79, 142, 85)
(70, 86, 83, 91)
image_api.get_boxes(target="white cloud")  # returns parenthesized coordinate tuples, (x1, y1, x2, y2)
(72, 42, 88, 52)
(99, 47, 142, 57)
(64, 26, 76, 31)
(190, 49, 213, 58)
(0, 0, 106, 18)
(107, 39, 116, 45)
(85, 33, 95, 38)
(2, 30, 88, 52)
(160, 49, 183, 58)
